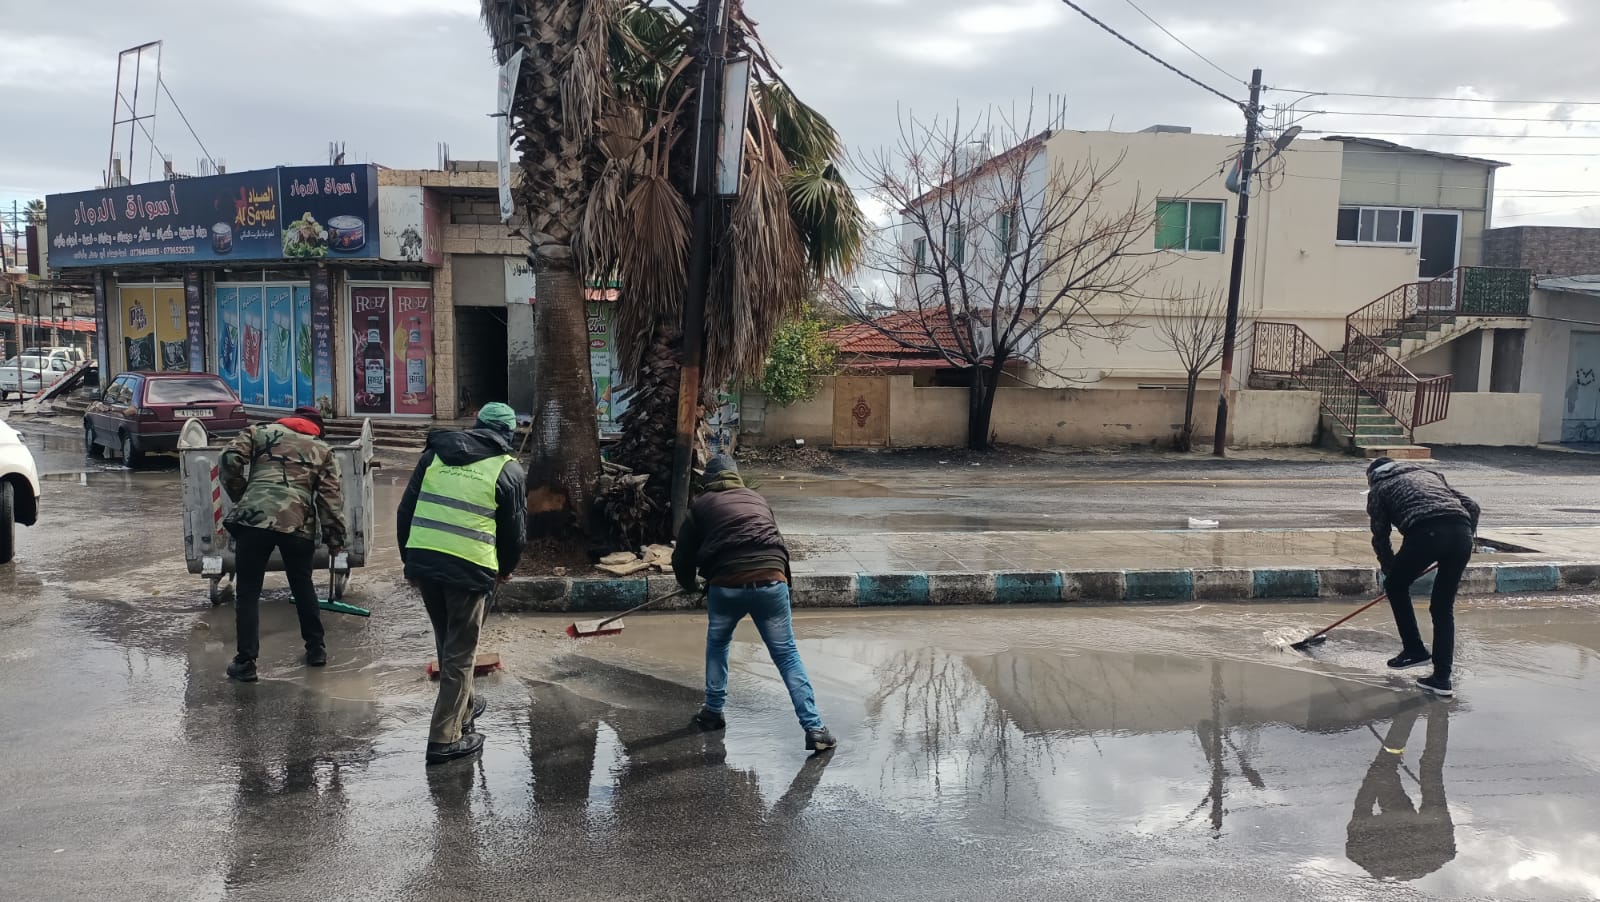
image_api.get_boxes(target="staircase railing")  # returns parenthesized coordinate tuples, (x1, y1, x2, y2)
(1342, 331, 1453, 438)
(1249, 321, 1359, 437)
(1345, 266, 1534, 348)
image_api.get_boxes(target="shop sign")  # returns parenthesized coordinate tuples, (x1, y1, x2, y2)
(49, 171, 282, 267)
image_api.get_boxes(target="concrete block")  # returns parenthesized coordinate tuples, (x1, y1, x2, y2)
(1193, 569, 1252, 601)
(791, 573, 857, 608)
(495, 577, 569, 613)
(1066, 570, 1125, 602)
(1496, 563, 1560, 594)
(1558, 563, 1600, 591)
(929, 572, 994, 605)
(1253, 568, 1320, 599)
(1320, 567, 1379, 598)
(1460, 564, 1499, 596)
(857, 573, 930, 606)
(568, 578, 648, 612)
(443, 237, 476, 254)
(1124, 569, 1195, 602)
(993, 571, 1063, 604)
(647, 576, 702, 610)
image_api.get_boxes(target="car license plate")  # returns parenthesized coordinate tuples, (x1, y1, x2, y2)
(176, 408, 215, 418)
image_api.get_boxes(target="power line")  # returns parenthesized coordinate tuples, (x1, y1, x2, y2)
(1315, 148, 1600, 158)
(1277, 170, 1600, 196)
(1302, 129, 1600, 141)
(159, 79, 217, 170)
(1498, 202, 1600, 220)
(1303, 108, 1600, 126)
(1055, 0, 1240, 107)
(1267, 87, 1600, 107)
(1115, 0, 1244, 86)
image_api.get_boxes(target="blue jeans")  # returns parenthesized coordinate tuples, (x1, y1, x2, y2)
(704, 582, 823, 731)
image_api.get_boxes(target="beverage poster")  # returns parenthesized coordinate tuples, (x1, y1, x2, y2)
(391, 287, 434, 416)
(216, 287, 240, 390)
(266, 286, 295, 408)
(586, 302, 614, 429)
(293, 286, 313, 407)
(351, 287, 392, 414)
(238, 287, 266, 406)
(184, 271, 206, 373)
(120, 287, 157, 372)
(153, 286, 188, 372)
(311, 270, 334, 409)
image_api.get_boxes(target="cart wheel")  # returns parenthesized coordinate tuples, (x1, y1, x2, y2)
(208, 577, 224, 606)
(331, 572, 350, 601)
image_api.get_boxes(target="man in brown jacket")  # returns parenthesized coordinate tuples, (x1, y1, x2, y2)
(219, 406, 346, 682)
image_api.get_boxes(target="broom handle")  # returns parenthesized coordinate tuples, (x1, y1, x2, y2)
(1304, 563, 1439, 641)
(596, 588, 694, 630)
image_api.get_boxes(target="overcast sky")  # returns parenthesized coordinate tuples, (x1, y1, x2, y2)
(4, 0, 1600, 231)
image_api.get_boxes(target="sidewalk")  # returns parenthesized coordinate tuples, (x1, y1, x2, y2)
(495, 525, 1600, 612)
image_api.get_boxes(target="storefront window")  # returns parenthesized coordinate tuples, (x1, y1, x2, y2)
(349, 284, 435, 417)
(116, 283, 190, 374)
(216, 279, 325, 410)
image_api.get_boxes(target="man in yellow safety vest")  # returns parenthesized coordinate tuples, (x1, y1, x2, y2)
(397, 402, 526, 765)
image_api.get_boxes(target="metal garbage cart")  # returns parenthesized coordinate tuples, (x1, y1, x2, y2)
(178, 417, 376, 604)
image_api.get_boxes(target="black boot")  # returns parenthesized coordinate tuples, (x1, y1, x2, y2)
(305, 646, 327, 668)
(805, 726, 837, 752)
(227, 657, 258, 683)
(426, 732, 485, 765)
(693, 707, 726, 731)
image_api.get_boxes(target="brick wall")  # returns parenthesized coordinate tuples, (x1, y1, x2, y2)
(1483, 226, 1600, 277)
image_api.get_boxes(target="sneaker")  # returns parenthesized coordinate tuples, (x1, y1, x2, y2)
(1417, 674, 1455, 697)
(425, 732, 486, 765)
(1387, 649, 1432, 670)
(805, 727, 837, 752)
(463, 697, 487, 734)
(227, 658, 258, 683)
(305, 646, 328, 668)
(693, 707, 726, 731)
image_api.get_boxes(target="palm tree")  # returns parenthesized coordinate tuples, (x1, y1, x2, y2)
(483, 0, 862, 545)
(24, 200, 46, 226)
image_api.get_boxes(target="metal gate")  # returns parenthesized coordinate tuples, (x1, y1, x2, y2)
(832, 376, 890, 448)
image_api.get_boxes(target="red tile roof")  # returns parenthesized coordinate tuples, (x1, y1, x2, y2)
(827, 309, 963, 357)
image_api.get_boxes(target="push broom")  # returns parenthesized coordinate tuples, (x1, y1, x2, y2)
(317, 561, 371, 618)
(1289, 564, 1437, 651)
(568, 588, 696, 638)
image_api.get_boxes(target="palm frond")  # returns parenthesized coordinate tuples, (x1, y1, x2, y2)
(786, 161, 864, 276)
(754, 81, 841, 167)
(615, 173, 691, 377)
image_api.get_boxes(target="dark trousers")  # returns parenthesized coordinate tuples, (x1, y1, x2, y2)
(233, 526, 324, 662)
(1386, 518, 1474, 679)
(418, 580, 489, 744)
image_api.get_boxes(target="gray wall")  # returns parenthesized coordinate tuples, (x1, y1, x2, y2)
(1483, 226, 1600, 278)
(452, 255, 506, 308)
(1337, 141, 1494, 266)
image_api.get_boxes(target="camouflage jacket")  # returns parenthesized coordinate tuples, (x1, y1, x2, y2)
(220, 423, 347, 547)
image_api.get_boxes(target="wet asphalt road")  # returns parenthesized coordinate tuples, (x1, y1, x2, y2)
(5, 428, 1600, 900)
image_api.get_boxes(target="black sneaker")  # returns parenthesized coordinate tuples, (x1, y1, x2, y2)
(426, 732, 486, 765)
(227, 658, 258, 683)
(805, 727, 837, 752)
(306, 646, 328, 668)
(693, 708, 726, 731)
(1387, 649, 1432, 670)
(1417, 674, 1455, 697)
(463, 697, 487, 734)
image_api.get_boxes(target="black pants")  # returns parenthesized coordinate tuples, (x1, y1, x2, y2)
(1386, 518, 1474, 679)
(417, 580, 489, 744)
(233, 526, 324, 662)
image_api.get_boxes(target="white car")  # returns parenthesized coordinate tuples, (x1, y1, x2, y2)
(0, 419, 40, 564)
(0, 356, 72, 400)
(23, 347, 86, 366)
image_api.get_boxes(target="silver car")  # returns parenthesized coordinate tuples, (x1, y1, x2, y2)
(0, 356, 72, 400)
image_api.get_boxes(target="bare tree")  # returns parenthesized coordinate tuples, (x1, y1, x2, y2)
(1148, 283, 1246, 451)
(845, 107, 1163, 451)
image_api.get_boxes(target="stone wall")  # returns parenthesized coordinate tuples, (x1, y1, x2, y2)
(1483, 226, 1600, 278)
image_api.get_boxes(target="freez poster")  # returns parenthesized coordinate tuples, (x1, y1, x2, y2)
(391, 288, 434, 416)
(351, 288, 392, 415)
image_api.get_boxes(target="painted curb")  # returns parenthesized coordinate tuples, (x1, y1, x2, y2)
(492, 562, 1600, 612)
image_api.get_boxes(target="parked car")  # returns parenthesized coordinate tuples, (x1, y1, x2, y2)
(0, 419, 40, 565)
(24, 347, 86, 366)
(85, 372, 249, 465)
(0, 355, 73, 400)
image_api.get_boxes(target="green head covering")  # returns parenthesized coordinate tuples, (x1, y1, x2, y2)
(476, 402, 518, 434)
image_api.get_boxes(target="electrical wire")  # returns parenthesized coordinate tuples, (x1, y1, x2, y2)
(1115, 0, 1244, 86)
(1268, 87, 1600, 107)
(159, 79, 217, 170)
(1300, 109, 1600, 126)
(1498, 202, 1600, 220)
(1276, 170, 1600, 197)
(1302, 129, 1600, 141)
(1054, 0, 1241, 107)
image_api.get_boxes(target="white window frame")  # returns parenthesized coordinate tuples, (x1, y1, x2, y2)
(1155, 198, 1227, 254)
(1336, 205, 1418, 248)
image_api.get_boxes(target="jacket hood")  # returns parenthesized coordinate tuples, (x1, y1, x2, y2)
(427, 427, 513, 466)
(1368, 460, 1427, 483)
(703, 471, 746, 492)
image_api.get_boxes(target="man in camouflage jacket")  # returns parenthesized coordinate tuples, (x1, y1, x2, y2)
(219, 406, 347, 682)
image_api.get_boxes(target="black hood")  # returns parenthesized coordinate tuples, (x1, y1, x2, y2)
(426, 427, 514, 466)
(1368, 459, 1427, 484)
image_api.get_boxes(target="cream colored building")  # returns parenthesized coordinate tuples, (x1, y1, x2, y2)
(1017, 127, 1501, 390)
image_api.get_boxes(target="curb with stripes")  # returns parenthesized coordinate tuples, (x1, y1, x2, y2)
(495, 562, 1600, 613)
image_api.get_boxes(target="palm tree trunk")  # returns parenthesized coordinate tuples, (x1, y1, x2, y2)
(609, 319, 683, 544)
(526, 263, 601, 536)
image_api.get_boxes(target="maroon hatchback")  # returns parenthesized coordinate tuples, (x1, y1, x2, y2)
(85, 371, 249, 465)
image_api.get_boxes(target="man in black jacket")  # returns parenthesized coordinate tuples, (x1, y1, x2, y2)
(397, 402, 527, 764)
(673, 454, 835, 752)
(1367, 457, 1481, 697)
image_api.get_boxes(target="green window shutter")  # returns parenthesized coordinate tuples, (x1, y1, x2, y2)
(1155, 201, 1188, 250)
(1189, 201, 1224, 252)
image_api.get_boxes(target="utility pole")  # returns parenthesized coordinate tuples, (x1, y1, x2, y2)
(670, 0, 729, 531)
(1212, 67, 1263, 457)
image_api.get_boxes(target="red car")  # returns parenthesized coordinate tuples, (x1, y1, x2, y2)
(85, 372, 249, 465)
